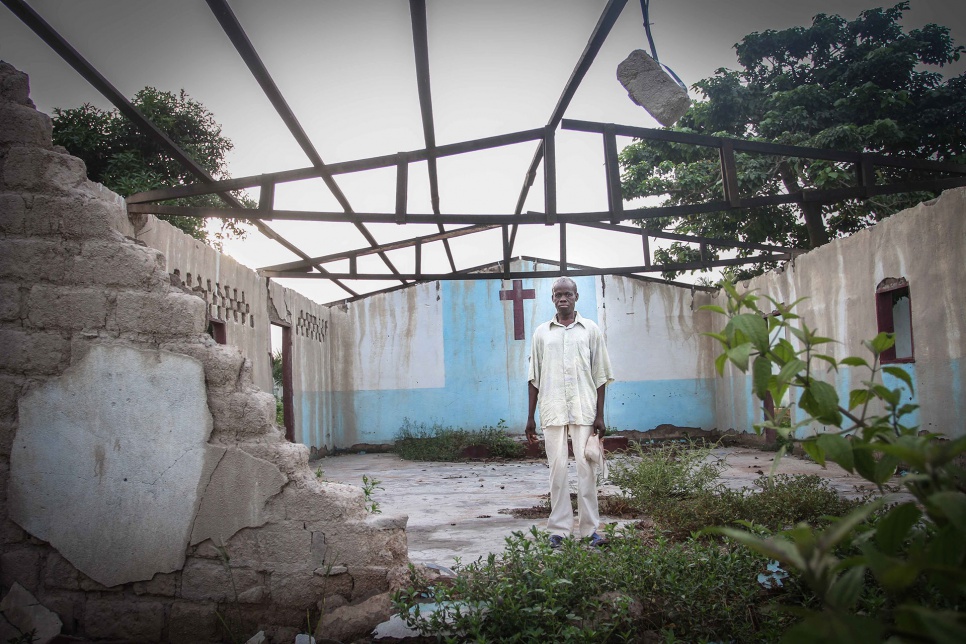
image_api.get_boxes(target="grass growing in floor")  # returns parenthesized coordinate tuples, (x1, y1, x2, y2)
(395, 441, 885, 642)
(393, 527, 806, 643)
(608, 440, 860, 538)
(393, 418, 525, 461)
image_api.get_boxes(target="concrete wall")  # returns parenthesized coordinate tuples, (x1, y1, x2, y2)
(114, 213, 273, 393)
(598, 274, 718, 431)
(709, 187, 966, 439)
(266, 280, 335, 450)
(0, 63, 407, 642)
(313, 260, 716, 447)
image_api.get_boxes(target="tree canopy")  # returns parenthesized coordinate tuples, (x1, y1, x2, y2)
(619, 2, 965, 279)
(52, 87, 252, 246)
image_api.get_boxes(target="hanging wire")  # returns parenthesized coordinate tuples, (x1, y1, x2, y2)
(640, 0, 687, 91)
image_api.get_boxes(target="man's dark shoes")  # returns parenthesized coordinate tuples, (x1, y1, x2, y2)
(549, 534, 564, 549)
(587, 532, 607, 548)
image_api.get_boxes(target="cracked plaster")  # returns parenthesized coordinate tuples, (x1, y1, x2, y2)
(189, 447, 286, 546)
(9, 344, 217, 587)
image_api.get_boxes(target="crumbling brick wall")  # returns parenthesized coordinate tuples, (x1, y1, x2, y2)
(0, 62, 408, 642)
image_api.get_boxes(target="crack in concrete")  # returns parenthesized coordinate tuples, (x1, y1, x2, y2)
(148, 446, 201, 487)
(187, 446, 228, 536)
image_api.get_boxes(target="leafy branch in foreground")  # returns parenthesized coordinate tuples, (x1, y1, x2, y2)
(703, 283, 966, 643)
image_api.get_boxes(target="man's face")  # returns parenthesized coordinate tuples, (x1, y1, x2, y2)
(552, 281, 578, 318)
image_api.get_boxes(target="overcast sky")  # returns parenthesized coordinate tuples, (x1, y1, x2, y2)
(2, 0, 963, 303)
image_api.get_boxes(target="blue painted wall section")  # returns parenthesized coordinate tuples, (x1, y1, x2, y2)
(880, 361, 920, 428)
(318, 269, 722, 447)
(606, 379, 716, 430)
(730, 362, 924, 439)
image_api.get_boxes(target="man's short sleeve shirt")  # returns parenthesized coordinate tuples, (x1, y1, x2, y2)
(528, 311, 614, 428)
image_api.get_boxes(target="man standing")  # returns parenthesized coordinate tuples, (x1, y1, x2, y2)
(526, 277, 614, 548)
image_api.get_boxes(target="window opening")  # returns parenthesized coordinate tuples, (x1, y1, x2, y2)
(875, 278, 914, 364)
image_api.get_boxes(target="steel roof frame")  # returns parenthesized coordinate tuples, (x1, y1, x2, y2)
(7, 0, 966, 305)
(204, 0, 406, 287)
(2, 0, 363, 297)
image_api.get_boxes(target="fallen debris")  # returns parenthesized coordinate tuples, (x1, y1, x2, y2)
(617, 49, 690, 126)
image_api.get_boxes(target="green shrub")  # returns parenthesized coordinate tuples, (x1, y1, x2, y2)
(393, 418, 524, 461)
(740, 474, 858, 529)
(609, 440, 723, 508)
(608, 440, 727, 537)
(610, 442, 861, 538)
(393, 527, 802, 642)
(705, 283, 966, 641)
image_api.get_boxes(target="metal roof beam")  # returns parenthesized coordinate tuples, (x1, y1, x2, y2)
(408, 0, 457, 272)
(259, 224, 499, 273)
(126, 128, 546, 204)
(2, 0, 357, 297)
(575, 221, 803, 255)
(564, 119, 966, 174)
(322, 254, 716, 305)
(131, 170, 966, 225)
(204, 0, 405, 283)
(511, 0, 629, 222)
(262, 253, 791, 280)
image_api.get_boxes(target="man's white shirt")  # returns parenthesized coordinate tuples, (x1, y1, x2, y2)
(528, 311, 614, 428)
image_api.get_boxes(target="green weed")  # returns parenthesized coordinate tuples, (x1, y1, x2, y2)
(704, 284, 966, 641)
(393, 418, 524, 461)
(394, 526, 801, 642)
(213, 544, 245, 644)
(362, 474, 383, 514)
(609, 442, 860, 538)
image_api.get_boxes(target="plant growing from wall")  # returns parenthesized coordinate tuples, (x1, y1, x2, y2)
(362, 474, 383, 514)
(212, 544, 245, 644)
(703, 283, 966, 642)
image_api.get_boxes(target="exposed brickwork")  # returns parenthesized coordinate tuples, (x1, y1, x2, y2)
(0, 62, 408, 642)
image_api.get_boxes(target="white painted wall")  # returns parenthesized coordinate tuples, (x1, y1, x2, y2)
(709, 187, 966, 439)
(116, 213, 273, 393)
(329, 281, 445, 392)
(597, 274, 715, 382)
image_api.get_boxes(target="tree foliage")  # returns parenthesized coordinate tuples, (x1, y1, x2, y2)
(52, 87, 253, 246)
(620, 2, 966, 279)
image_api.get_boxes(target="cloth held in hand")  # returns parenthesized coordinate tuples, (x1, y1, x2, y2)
(584, 434, 607, 479)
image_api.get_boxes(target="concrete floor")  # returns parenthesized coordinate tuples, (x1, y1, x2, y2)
(313, 446, 884, 569)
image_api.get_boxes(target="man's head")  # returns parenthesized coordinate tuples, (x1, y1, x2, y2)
(551, 277, 578, 319)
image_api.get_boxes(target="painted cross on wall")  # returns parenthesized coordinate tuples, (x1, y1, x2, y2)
(499, 280, 536, 340)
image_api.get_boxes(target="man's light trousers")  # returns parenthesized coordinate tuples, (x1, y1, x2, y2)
(544, 424, 599, 538)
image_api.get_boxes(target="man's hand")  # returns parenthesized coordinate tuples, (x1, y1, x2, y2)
(593, 417, 606, 438)
(525, 418, 538, 444)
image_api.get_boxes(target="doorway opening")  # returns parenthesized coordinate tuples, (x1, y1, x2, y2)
(271, 323, 294, 441)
